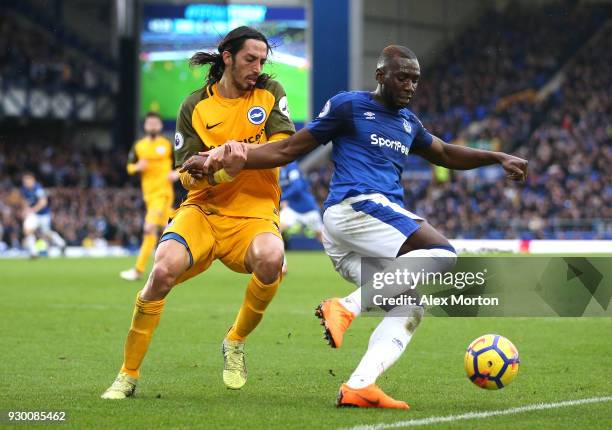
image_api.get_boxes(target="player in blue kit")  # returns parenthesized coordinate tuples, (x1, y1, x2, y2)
(21, 172, 66, 258)
(280, 161, 322, 240)
(279, 161, 323, 273)
(184, 45, 528, 409)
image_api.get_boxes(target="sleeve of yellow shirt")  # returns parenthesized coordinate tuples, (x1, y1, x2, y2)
(126, 143, 139, 175)
(267, 132, 292, 143)
(263, 80, 296, 137)
(179, 171, 213, 190)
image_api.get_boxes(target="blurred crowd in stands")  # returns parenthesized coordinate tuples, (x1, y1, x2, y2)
(1, 2, 610, 252)
(413, 2, 609, 142)
(0, 139, 147, 249)
(0, 14, 112, 91)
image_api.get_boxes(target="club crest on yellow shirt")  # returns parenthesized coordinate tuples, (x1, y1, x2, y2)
(247, 106, 267, 125)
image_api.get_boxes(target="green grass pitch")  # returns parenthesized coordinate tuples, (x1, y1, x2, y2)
(1, 252, 611, 429)
(140, 59, 309, 122)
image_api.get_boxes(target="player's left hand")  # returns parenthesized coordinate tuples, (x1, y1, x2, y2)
(180, 153, 210, 180)
(199, 145, 227, 175)
(500, 154, 528, 182)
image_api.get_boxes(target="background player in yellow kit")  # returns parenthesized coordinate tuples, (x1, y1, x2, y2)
(102, 26, 295, 399)
(120, 112, 179, 281)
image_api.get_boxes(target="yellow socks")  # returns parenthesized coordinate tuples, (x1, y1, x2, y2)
(227, 274, 280, 342)
(120, 291, 165, 378)
(135, 233, 158, 273)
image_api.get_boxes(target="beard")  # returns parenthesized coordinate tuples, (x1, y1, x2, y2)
(231, 63, 256, 91)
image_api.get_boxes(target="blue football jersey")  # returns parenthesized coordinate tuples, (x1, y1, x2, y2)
(280, 161, 319, 213)
(305, 91, 433, 209)
(21, 183, 50, 215)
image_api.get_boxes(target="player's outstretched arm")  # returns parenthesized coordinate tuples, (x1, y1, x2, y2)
(412, 136, 528, 181)
(245, 128, 320, 169)
(182, 128, 320, 179)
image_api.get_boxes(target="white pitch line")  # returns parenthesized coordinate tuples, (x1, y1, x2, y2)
(341, 396, 612, 430)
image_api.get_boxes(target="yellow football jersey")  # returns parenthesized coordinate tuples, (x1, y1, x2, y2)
(127, 136, 174, 199)
(174, 79, 295, 222)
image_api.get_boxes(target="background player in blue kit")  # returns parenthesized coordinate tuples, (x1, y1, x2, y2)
(279, 161, 323, 274)
(185, 45, 528, 409)
(21, 172, 66, 258)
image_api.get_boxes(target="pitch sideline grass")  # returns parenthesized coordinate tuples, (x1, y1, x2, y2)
(1, 252, 611, 429)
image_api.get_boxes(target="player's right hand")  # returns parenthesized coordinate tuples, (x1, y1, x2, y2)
(500, 154, 528, 182)
(135, 159, 148, 172)
(201, 141, 247, 177)
(221, 141, 247, 177)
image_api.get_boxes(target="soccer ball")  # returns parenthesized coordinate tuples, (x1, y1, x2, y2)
(464, 334, 520, 390)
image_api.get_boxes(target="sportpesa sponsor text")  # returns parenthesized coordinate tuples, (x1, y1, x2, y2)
(370, 134, 410, 155)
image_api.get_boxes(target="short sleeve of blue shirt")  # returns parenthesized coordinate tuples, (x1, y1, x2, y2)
(306, 93, 354, 145)
(409, 115, 434, 151)
(35, 186, 46, 200)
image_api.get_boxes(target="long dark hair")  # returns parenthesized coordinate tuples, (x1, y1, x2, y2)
(189, 26, 272, 87)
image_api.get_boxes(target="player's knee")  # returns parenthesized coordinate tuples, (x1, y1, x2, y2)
(251, 247, 284, 284)
(431, 248, 457, 272)
(407, 247, 457, 274)
(336, 255, 361, 286)
(405, 306, 424, 334)
(144, 247, 188, 298)
(146, 263, 177, 298)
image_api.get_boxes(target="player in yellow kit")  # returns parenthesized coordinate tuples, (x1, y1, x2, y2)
(101, 26, 295, 399)
(120, 112, 179, 281)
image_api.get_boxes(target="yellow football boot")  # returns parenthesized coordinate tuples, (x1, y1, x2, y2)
(101, 373, 137, 399)
(222, 339, 247, 390)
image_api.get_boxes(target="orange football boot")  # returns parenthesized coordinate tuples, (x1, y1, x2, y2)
(315, 298, 355, 348)
(336, 383, 410, 409)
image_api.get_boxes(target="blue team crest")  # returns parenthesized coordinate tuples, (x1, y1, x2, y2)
(318, 100, 331, 118)
(247, 106, 267, 125)
(403, 119, 412, 134)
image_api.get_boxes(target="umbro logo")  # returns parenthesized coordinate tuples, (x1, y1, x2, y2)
(206, 121, 222, 130)
(392, 338, 404, 350)
(364, 111, 376, 120)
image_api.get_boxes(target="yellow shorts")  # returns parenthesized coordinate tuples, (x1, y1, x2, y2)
(144, 194, 174, 226)
(161, 204, 281, 284)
